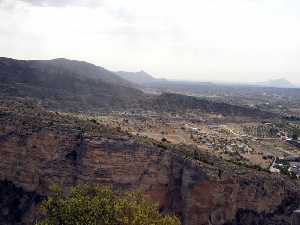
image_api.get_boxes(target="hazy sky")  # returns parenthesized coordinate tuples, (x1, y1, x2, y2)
(1, 0, 300, 83)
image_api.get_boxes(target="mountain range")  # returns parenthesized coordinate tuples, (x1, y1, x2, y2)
(0, 57, 143, 111)
(0, 57, 299, 225)
(0, 57, 275, 119)
(256, 78, 295, 88)
(117, 70, 297, 89)
(116, 70, 160, 85)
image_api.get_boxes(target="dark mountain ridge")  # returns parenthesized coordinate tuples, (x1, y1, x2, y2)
(148, 93, 274, 119)
(0, 57, 275, 119)
(0, 57, 131, 86)
(0, 57, 143, 111)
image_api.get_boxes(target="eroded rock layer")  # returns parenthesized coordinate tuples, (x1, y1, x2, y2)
(0, 101, 299, 225)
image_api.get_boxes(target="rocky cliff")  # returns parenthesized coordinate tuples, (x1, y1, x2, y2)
(0, 100, 299, 225)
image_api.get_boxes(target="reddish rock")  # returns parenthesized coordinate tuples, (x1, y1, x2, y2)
(0, 106, 299, 225)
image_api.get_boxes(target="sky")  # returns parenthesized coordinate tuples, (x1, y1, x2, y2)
(1, 0, 300, 83)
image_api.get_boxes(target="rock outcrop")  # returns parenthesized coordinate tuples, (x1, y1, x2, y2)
(0, 101, 299, 225)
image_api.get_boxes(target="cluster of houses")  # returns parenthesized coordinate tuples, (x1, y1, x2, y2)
(270, 156, 300, 178)
(286, 139, 300, 148)
(184, 124, 253, 155)
(225, 143, 253, 154)
(181, 123, 300, 178)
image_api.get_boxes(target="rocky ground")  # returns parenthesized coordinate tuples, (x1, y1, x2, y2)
(0, 98, 300, 225)
(90, 112, 300, 170)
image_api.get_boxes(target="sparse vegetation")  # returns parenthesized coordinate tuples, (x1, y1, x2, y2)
(36, 185, 180, 225)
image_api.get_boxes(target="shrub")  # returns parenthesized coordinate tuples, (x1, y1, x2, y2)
(36, 185, 180, 225)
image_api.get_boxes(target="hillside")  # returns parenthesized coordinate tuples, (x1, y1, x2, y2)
(0, 57, 143, 111)
(116, 70, 214, 91)
(0, 99, 299, 225)
(117, 70, 300, 118)
(116, 70, 159, 84)
(148, 93, 275, 119)
(0, 57, 276, 120)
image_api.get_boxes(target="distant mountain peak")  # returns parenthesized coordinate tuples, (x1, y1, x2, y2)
(258, 78, 294, 88)
(52, 57, 69, 61)
(269, 78, 291, 84)
(116, 70, 156, 84)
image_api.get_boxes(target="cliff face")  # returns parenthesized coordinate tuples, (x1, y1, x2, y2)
(0, 103, 299, 225)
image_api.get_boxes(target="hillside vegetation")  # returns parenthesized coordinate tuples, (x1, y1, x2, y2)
(0, 58, 275, 120)
(36, 185, 180, 225)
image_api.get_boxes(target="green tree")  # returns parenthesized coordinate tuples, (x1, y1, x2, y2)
(36, 185, 180, 225)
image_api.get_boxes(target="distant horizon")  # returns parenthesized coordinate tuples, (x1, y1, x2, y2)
(1, 0, 300, 84)
(2, 55, 300, 87)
